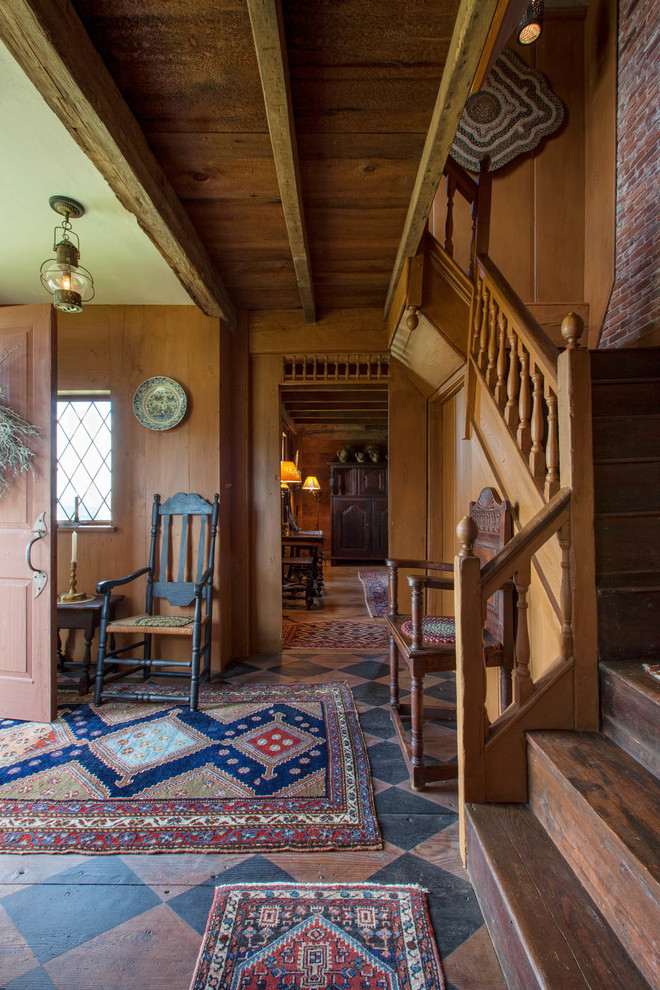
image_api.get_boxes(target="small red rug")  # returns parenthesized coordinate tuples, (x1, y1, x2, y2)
(358, 570, 389, 617)
(0, 682, 381, 854)
(190, 883, 445, 989)
(283, 619, 389, 651)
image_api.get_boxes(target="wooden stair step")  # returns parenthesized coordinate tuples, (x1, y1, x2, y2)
(591, 347, 660, 382)
(593, 460, 660, 514)
(592, 414, 660, 462)
(591, 380, 660, 418)
(595, 513, 660, 576)
(597, 586, 660, 662)
(527, 731, 660, 987)
(465, 803, 651, 990)
(600, 660, 660, 778)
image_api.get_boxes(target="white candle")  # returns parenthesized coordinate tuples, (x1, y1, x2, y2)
(71, 530, 78, 564)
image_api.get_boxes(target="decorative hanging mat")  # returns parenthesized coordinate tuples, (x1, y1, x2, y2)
(451, 47, 564, 172)
(190, 882, 445, 990)
(401, 616, 456, 644)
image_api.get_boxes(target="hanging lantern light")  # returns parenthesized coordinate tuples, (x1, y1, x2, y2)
(40, 196, 95, 313)
(517, 0, 544, 45)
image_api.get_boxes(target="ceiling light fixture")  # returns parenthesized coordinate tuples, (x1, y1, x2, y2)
(517, 0, 543, 45)
(40, 195, 95, 313)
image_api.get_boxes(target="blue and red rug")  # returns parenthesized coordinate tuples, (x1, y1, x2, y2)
(190, 883, 445, 989)
(0, 682, 381, 854)
(358, 570, 389, 617)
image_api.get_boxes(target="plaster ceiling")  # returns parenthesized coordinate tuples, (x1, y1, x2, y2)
(0, 41, 191, 308)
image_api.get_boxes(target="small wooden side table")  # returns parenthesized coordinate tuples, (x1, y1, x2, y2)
(57, 594, 124, 694)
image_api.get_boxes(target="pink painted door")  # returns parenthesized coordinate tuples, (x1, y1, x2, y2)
(0, 305, 56, 722)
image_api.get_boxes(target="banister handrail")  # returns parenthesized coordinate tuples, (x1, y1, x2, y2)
(476, 255, 559, 383)
(481, 488, 571, 600)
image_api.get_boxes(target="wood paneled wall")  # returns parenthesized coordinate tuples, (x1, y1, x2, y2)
(56, 305, 243, 670)
(488, 18, 587, 308)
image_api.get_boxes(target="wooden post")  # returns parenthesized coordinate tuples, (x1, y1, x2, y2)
(558, 313, 599, 730)
(478, 285, 490, 372)
(513, 560, 534, 704)
(504, 326, 520, 432)
(455, 516, 487, 862)
(517, 347, 532, 455)
(494, 309, 508, 408)
(445, 173, 456, 257)
(544, 388, 559, 499)
(529, 370, 546, 486)
(486, 297, 498, 389)
(558, 523, 573, 661)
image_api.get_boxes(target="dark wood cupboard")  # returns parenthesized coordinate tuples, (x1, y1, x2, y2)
(330, 462, 388, 562)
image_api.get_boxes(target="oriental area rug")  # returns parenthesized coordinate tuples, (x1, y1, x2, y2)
(0, 682, 381, 854)
(283, 619, 389, 651)
(358, 570, 388, 617)
(190, 883, 445, 990)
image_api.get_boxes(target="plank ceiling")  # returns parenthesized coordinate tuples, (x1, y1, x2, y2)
(73, 0, 460, 314)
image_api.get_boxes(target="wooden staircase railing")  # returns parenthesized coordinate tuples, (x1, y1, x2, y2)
(452, 257, 600, 858)
(468, 255, 568, 498)
(428, 156, 492, 281)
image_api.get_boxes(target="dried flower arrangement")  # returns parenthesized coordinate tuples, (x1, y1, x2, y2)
(0, 345, 42, 497)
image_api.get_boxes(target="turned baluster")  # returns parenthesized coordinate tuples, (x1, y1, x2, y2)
(544, 388, 559, 499)
(505, 326, 520, 431)
(410, 576, 424, 651)
(558, 524, 573, 661)
(529, 369, 547, 486)
(517, 348, 532, 455)
(472, 277, 484, 358)
(494, 309, 508, 408)
(513, 560, 534, 704)
(486, 297, 498, 389)
(478, 285, 490, 371)
(445, 173, 456, 258)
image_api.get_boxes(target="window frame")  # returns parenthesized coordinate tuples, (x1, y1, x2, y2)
(56, 391, 115, 530)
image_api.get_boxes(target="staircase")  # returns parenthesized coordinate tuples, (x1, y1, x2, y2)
(464, 349, 660, 989)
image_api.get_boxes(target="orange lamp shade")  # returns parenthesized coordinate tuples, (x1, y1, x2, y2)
(281, 460, 302, 484)
(302, 476, 321, 492)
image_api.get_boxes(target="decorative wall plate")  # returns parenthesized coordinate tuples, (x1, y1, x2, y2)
(133, 377, 187, 431)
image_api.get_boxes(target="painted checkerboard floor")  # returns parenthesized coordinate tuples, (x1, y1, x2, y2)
(0, 568, 505, 990)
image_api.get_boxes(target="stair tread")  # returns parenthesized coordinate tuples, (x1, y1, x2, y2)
(600, 659, 660, 702)
(600, 661, 660, 778)
(466, 803, 651, 989)
(528, 731, 660, 884)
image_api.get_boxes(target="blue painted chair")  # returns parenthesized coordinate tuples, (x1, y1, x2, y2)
(94, 492, 220, 710)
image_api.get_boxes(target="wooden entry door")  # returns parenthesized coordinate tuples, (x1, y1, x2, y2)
(0, 305, 56, 722)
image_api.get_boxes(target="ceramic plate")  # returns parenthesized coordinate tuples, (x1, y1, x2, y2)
(133, 377, 187, 431)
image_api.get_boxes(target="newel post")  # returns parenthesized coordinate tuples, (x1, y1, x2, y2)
(557, 313, 599, 730)
(455, 516, 487, 862)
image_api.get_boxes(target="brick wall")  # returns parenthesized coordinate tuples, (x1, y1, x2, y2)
(600, 0, 660, 347)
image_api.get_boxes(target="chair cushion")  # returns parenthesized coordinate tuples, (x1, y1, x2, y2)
(401, 616, 456, 644)
(132, 615, 194, 627)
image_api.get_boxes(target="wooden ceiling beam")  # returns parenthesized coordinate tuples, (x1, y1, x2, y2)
(383, 0, 504, 318)
(246, 0, 316, 323)
(0, 0, 237, 329)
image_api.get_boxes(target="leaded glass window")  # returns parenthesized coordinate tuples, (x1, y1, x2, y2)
(56, 398, 112, 522)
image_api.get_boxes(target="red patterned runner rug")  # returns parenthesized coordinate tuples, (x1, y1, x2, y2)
(358, 570, 388, 617)
(190, 883, 445, 990)
(283, 619, 389, 650)
(0, 682, 381, 854)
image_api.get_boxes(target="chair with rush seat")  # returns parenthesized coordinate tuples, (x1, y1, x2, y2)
(385, 487, 513, 789)
(94, 492, 219, 710)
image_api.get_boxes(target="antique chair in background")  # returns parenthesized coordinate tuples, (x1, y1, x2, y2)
(94, 492, 220, 710)
(385, 487, 513, 789)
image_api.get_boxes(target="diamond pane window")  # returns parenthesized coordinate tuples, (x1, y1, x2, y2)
(57, 398, 112, 522)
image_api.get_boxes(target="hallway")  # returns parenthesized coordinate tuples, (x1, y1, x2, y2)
(0, 567, 505, 989)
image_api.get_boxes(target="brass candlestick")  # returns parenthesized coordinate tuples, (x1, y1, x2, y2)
(59, 561, 87, 602)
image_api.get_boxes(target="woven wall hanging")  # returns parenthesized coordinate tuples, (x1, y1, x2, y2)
(451, 48, 565, 172)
